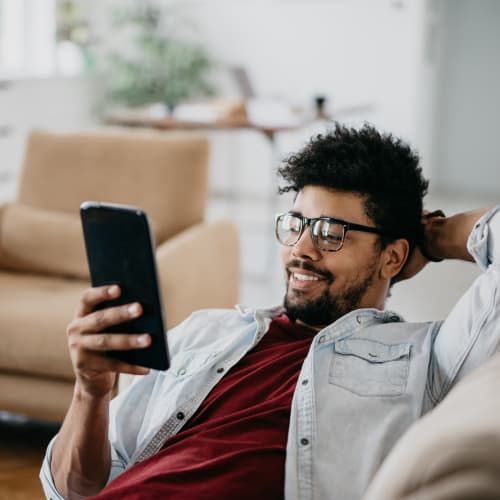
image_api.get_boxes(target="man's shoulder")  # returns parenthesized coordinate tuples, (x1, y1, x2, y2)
(340, 308, 440, 343)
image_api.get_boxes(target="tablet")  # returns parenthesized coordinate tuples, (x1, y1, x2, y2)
(80, 201, 169, 370)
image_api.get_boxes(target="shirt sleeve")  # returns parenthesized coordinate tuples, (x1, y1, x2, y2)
(468, 205, 500, 270)
(428, 205, 500, 404)
(39, 434, 126, 499)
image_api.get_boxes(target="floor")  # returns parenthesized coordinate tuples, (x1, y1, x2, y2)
(0, 413, 59, 499)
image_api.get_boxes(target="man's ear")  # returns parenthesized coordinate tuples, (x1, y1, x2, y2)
(379, 239, 410, 280)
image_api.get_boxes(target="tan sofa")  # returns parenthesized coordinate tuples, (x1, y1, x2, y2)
(364, 351, 500, 500)
(0, 130, 239, 422)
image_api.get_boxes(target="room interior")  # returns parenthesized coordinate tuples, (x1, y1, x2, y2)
(0, 0, 499, 498)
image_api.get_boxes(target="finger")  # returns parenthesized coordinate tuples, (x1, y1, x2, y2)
(76, 351, 151, 376)
(429, 209, 446, 218)
(422, 209, 446, 222)
(75, 302, 142, 334)
(78, 332, 151, 352)
(76, 285, 121, 318)
(112, 362, 150, 376)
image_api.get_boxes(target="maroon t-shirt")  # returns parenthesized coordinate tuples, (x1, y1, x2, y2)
(90, 315, 314, 500)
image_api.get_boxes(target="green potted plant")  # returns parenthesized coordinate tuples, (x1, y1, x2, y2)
(95, 1, 214, 111)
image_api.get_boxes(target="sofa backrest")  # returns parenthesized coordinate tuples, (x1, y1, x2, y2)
(17, 130, 209, 244)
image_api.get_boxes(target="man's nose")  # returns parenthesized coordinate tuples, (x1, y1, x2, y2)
(291, 226, 321, 260)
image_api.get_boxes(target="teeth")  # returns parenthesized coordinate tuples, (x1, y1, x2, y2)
(294, 272, 320, 281)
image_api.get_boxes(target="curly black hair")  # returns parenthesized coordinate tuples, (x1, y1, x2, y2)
(278, 123, 429, 252)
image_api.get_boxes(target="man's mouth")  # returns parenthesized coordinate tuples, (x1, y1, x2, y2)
(287, 263, 332, 291)
(292, 272, 322, 282)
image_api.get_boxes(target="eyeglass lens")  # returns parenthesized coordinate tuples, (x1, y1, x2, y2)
(276, 214, 345, 251)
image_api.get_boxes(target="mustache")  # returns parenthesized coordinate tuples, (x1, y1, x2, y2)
(286, 259, 334, 282)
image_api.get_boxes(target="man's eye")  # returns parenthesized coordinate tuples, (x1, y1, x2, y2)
(321, 233, 342, 242)
(283, 217, 301, 233)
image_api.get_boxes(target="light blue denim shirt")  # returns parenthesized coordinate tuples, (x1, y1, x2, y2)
(41, 207, 500, 500)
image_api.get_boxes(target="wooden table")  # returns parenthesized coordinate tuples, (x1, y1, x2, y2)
(105, 114, 306, 141)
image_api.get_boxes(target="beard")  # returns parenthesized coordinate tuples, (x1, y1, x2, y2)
(284, 259, 377, 327)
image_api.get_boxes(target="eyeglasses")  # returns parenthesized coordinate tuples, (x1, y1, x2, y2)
(275, 211, 394, 252)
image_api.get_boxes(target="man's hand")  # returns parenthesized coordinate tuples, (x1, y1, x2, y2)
(394, 211, 445, 283)
(395, 207, 492, 283)
(67, 284, 151, 400)
(51, 284, 153, 498)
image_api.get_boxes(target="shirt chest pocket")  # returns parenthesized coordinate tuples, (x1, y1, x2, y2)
(329, 338, 411, 397)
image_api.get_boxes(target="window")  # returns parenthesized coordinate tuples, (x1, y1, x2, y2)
(0, 0, 93, 78)
(0, 0, 56, 78)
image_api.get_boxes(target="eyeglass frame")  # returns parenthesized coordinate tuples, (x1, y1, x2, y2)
(275, 211, 398, 252)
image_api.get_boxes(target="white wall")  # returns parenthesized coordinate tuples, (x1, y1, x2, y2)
(183, 0, 427, 138)
(175, 0, 433, 206)
(431, 0, 500, 197)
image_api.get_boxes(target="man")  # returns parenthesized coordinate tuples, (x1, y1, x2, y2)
(41, 124, 500, 499)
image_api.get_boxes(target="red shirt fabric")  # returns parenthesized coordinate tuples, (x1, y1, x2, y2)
(90, 315, 314, 500)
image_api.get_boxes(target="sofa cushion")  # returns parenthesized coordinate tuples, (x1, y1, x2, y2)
(0, 203, 89, 279)
(0, 271, 87, 380)
(17, 130, 209, 244)
(0, 373, 75, 422)
(363, 352, 500, 500)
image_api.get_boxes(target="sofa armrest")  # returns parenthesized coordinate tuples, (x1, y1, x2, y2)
(0, 202, 88, 278)
(155, 219, 239, 329)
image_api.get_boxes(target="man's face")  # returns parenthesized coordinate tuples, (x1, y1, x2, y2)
(281, 186, 384, 327)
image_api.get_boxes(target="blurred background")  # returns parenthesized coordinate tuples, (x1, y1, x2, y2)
(1, 0, 499, 320)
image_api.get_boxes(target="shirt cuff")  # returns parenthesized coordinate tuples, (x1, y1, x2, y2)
(467, 205, 500, 271)
(39, 434, 127, 499)
(39, 435, 66, 500)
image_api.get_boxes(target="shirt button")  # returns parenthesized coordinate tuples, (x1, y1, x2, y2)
(318, 335, 326, 344)
(301, 379, 309, 386)
(216, 367, 225, 374)
(177, 368, 186, 376)
(356, 315, 363, 324)
(300, 438, 309, 446)
(176, 412, 185, 420)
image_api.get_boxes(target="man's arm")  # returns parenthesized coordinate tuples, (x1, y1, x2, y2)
(422, 207, 492, 262)
(46, 285, 151, 499)
(425, 205, 500, 404)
